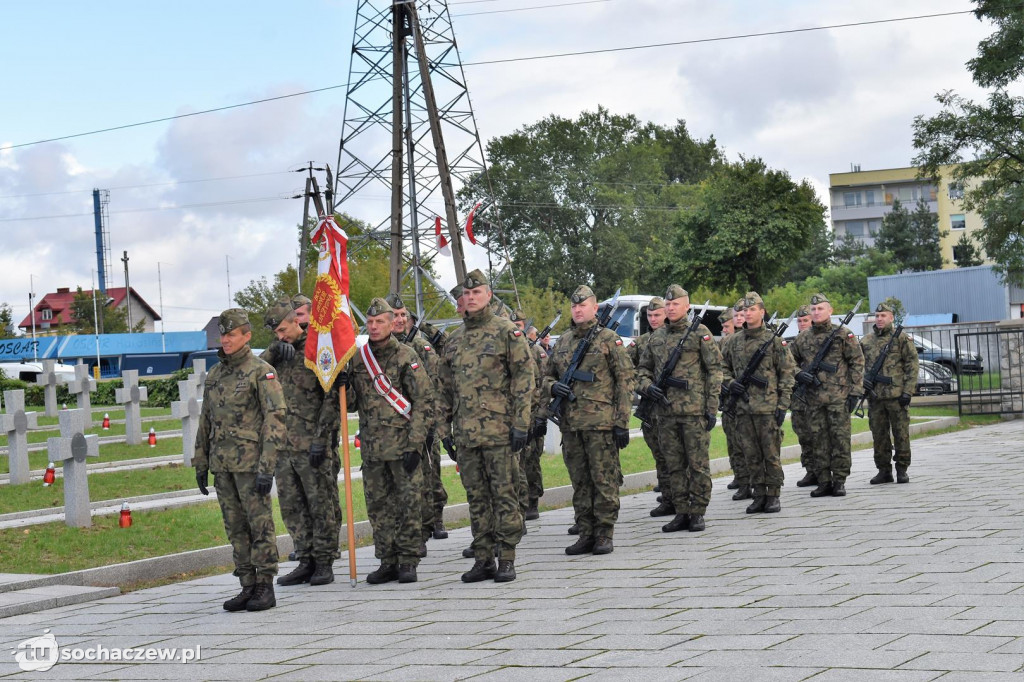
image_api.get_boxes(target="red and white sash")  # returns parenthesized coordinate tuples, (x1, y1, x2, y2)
(359, 341, 411, 421)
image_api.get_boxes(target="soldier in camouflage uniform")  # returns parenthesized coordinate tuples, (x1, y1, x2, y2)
(194, 309, 287, 612)
(512, 309, 547, 522)
(791, 293, 865, 498)
(861, 302, 918, 484)
(719, 303, 750, 499)
(790, 306, 817, 488)
(439, 270, 534, 582)
(628, 297, 674, 516)
(637, 285, 722, 533)
(347, 298, 433, 584)
(291, 293, 311, 328)
(721, 293, 796, 513)
(546, 285, 633, 554)
(260, 300, 340, 587)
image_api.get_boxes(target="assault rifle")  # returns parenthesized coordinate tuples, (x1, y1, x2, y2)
(403, 315, 423, 344)
(546, 289, 621, 426)
(634, 300, 711, 427)
(722, 310, 792, 417)
(853, 323, 903, 418)
(530, 311, 562, 348)
(793, 299, 863, 404)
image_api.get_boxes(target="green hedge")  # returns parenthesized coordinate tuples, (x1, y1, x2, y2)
(0, 368, 195, 408)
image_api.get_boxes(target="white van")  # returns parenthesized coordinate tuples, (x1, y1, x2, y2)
(599, 294, 729, 343)
(0, 361, 77, 384)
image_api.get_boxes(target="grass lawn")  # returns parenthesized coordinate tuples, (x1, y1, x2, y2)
(958, 371, 1002, 391)
(0, 418, 183, 447)
(0, 437, 186, 476)
(31, 407, 173, 429)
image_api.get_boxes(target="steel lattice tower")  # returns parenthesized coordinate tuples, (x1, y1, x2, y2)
(333, 0, 515, 319)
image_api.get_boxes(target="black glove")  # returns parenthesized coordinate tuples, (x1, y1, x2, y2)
(402, 450, 421, 474)
(196, 469, 209, 496)
(719, 385, 730, 405)
(272, 340, 296, 363)
(795, 370, 816, 386)
(510, 428, 529, 452)
(898, 393, 912, 408)
(775, 408, 787, 427)
(254, 473, 273, 496)
(551, 381, 573, 399)
(705, 412, 716, 432)
(612, 425, 630, 450)
(309, 441, 326, 468)
(425, 430, 435, 453)
(728, 380, 747, 398)
(846, 394, 861, 414)
(532, 417, 547, 439)
(645, 384, 667, 403)
(863, 378, 876, 394)
(442, 436, 457, 462)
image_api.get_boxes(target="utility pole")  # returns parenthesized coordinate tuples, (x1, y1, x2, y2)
(157, 262, 166, 353)
(121, 250, 133, 333)
(225, 255, 232, 307)
(29, 274, 37, 361)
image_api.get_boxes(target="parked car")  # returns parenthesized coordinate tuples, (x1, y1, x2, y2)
(915, 360, 958, 396)
(906, 333, 983, 375)
(0, 360, 77, 384)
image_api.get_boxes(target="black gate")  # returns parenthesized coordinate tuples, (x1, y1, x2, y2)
(955, 328, 1024, 416)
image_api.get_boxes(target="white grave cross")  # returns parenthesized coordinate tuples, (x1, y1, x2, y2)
(46, 408, 99, 527)
(0, 390, 39, 485)
(171, 379, 203, 467)
(114, 370, 149, 445)
(67, 364, 97, 412)
(35, 360, 60, 418)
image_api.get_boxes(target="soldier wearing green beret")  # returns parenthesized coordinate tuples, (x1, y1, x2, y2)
(261, 300, 341, 588)
(861, 302, 918, 484)
(718, 305, 750, 498)
(790, 305, 817, 488)
(438, 269, 534, 582)
(347, 297, 433, 584)
(638, 285, 722, 533)
(791, 293, 865, 498)
(194, 308, 287, 611)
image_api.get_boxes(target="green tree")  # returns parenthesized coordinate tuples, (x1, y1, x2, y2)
(784, 219, 834, 282)
(832, 233, 870, 264)
(68, 288, 144, 334)
(513, 280, 572, 336)
(0, 303, 15, 339)
(876, 199, 945, 272)
(764, 248, 897, 313)
(912, 0, 1024, 284)
(953, 231, 985, 267)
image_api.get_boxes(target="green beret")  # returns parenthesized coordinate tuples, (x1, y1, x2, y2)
(290, 293, 311, 309)
(744, 291, 763, 308)
(264, 299, 295, 330)
(796, 305, 810, 318)
(570, 285, 595, 304)
(510, 308, 526, 323)
(664, 284, 688, 301)
(385, 293, 405, 310)
(366, 297, 393, 317)
(719, 307, 733, 322)
(218, 308, 250, 334)
(875, 302, 895, 313)
(450, 284, 465, 299)
(810, 293, 830, 305)
(463, 269, 488, 290)
(734, 298, 746, 312)
(647, 297, 665, 311)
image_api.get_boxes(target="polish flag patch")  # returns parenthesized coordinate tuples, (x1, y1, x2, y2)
(410, 362, 420, 370)
(847, 332, 855, 339)
(264, 372, 276, 380)
(424, 345, 432, 352)
(512, 329, 523, 337)
(615, 338, 623, 346)
(703, 334, 711, 341)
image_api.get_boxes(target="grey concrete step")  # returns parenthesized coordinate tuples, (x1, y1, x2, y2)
(0, 584, 120, 619)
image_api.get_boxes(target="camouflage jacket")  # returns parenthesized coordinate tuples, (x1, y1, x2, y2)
(860, 324, 919, 399)
(637, 318, 723, 418)
(529, 342, 548, 422)
(400, 331, 444, 437)
(260, 333, 340, 451)
(791, 322, 866, 406)
(720, 324, 796, 414)
(439, 307, 534, 447)
(543, 318, 634, 430)
(629, 331, 653, 393)
(347, 335, 431, 461)
(194, 344, 286, 475)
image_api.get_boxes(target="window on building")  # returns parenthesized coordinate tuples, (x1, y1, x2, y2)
(845, 221, 865, 237)
(843, 191, 860, 207)
(897, 186, 915, 203)
(925, 185, 938, 201)
(949, 182, 964, 200)
(953, 245, 965, 263)
(864, 190, 875, 206)
(951, 214, 966, 230)
(40, 308, 52, 321)
(867, 219, 881, 236)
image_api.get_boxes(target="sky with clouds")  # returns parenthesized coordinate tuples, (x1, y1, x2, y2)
(0, 0, 993, 332)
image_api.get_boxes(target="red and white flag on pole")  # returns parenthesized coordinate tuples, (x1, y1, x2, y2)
(435, 216, 451, 257)
(465, 201, 482, 245)
(305, 215, 358, 391)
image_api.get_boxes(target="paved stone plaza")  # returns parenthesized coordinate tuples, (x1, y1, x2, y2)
(2, 421, 1023, 680)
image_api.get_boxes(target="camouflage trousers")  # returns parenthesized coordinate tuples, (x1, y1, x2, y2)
(525, 435, 545, 502)
(213, 471, 278, 585)
(276, 449, 339, 564)
(513, 449, 529, 515)
(806, 403, 851, 484)
(869, 398, 912, 471)
(655, 416, 711, 516)
(790, 408, 815, 472)
(721, 412, 748, 485)
(460, 444, 523, 561)
(734, 413, 784, 496)
(330, 435, 343, 557)
(562, 429, 622, 538)
(642, 420, 671, 500)
(426, 437, 448, 517)
(363, 458, 425, 565)
(418, 442, 439, 540)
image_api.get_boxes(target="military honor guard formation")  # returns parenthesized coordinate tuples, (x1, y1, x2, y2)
(193, 269, 919, 612)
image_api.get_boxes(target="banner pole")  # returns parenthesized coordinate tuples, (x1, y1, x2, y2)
(340, 386, 357, 587)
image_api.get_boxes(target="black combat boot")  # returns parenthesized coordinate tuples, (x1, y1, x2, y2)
(287, 551, 297, 562)
(764, 496, 781, 513)
(732, 485, 753, 501)
(494, 559, 516, 582)
(461, 558, 496, 583)
(567, 524, 579, 535)
(565, 536, 596, 555)
(223, 585, 255, 612)
(277, 559, 315, 586)
(432, 519, 449, 539)
(870, 467, 894, 484)
(650, 501, 675, 517)
(832, 481, 846, 496)
(726, 478, 740, 490)
(417, 542, 428, 558)
(810, 482, 834, 498)
(687, 515, 705, 532)
(746, 496, 767, 514)
(656, 495, 664, 503)
(525, 502, 540, 521)
(398, 564, 417, 583)
(662, 513, 690, 533)
(366, 563, 399, 584)
(462, 546, 474, 559)
(245, 582, 276, 611)
(895, 467, 909, 484)
(309, 561, 334, 586)
(796, 471, 817, 487)
(592, 537, 614, 554)
(653, 485, 661, 493)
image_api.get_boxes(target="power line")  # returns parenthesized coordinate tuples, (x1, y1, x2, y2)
(0, 170, 292, 200)
(452, 0, 613, 18)
(0, 196, 288, 223)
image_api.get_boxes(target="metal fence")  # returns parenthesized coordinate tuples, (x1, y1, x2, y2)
(955, 328, 1024, 416)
